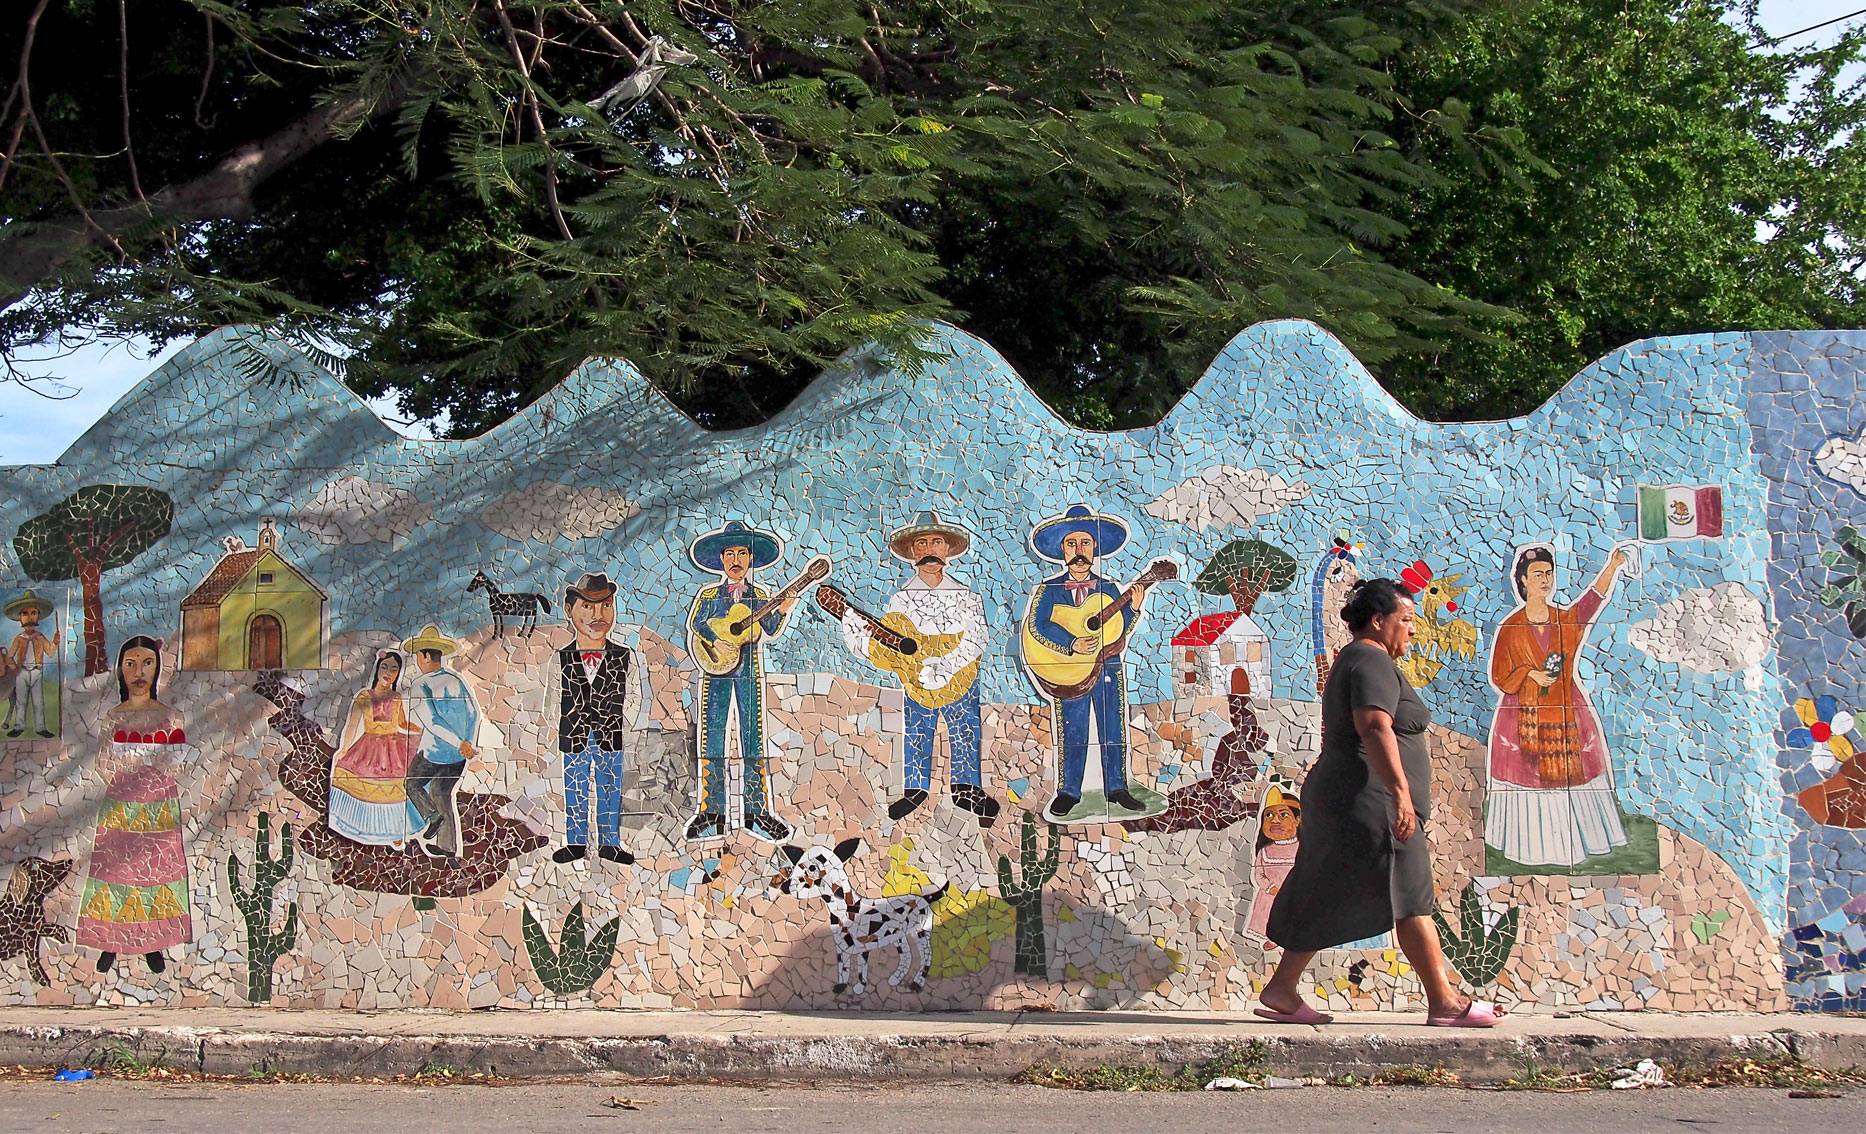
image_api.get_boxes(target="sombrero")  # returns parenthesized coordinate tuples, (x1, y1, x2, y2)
(689, 520, 783, 572)
(888, 510, 972, 561)
(400, 624, 461, 656)
(565, 571, 618, 605)
(1030, 503, 1128, 563)
(3, 590, 51, 621)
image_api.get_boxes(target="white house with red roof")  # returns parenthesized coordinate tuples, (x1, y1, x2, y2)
(1172, 610, 1270, 699)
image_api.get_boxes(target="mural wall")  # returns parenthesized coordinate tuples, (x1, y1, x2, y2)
(0, 321, 1859, 1013)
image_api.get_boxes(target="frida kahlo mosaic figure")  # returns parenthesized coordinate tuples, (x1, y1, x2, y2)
(1485, 543, 1632, 868)
(824, 510, 999, 827)
(550, 571, 647, 865)
(1019, 504, 1174, 824)
(327, 649, 426, 847)
(685, 520, 824, 843)
(77, 635, 192, 976)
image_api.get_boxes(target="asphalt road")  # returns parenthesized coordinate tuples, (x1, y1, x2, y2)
(3, 1080, 1864, 1133)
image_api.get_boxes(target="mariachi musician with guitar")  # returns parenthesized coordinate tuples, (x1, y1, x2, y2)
(1019, 504, 1178, 824)
(816, 510, 1000, 829)
(683, 519, 830, 844)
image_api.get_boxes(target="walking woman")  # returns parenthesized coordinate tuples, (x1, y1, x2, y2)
(1256, 579, 1504, 1027)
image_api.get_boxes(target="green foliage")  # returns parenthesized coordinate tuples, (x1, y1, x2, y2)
(227, 813, 299, 1003)
(1820, 526, 1866, 638)
(13, 484, 174, 674)
(1432, 880, 1519, 987)
(995, 810, 1063, 977)
(1383, 0, 1866, 419)
(4, 1, 1859, 429)
(1194, 538, 1298, 611)
(13, 485, 175, 580)
(522, 901, 620, 996)
(1015, 1040, 1273, 1091)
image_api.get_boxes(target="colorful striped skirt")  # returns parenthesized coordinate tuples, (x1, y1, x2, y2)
(76, 761, 190, 953)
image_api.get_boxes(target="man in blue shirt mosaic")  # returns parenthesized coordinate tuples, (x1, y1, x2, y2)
(402, 624, 482, 863)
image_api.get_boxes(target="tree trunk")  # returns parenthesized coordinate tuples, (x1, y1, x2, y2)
(78, 559, 105, 677)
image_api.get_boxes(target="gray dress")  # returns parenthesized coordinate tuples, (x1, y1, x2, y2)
(1264, 641, 1438, 950)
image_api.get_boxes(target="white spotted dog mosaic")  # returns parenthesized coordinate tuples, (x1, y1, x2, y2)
(0, 322, 1855, 1013)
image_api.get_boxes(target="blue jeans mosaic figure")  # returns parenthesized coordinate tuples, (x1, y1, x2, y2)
(566, 732, 624, 848)
(1054, 663, 1128, 806)
(686, 568, 792, 843)
(905, 686, 982, 792)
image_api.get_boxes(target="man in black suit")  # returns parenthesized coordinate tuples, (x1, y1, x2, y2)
(551, 572, 644, 865)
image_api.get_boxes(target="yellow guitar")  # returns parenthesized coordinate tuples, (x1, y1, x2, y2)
(1020, 559, 1178, 699)
(690, 557, 831, 677)
(814, 585, 979, 709)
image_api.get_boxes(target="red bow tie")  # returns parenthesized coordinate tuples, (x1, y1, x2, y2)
(1063, 578, 1097, 601)
(580, 651, 603, 665)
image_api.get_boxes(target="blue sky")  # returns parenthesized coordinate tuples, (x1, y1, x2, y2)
(0, 0, 1858, 466)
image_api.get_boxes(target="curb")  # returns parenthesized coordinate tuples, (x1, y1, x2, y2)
(0, 1024, 1858, 1083)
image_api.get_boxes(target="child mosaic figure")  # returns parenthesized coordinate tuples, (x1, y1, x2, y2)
(550, 572, 648, 866)
(401, 625, 482, 864)
(3, 590, 59, 737)
(684, 520, 809, 843)
(831, 511, 999, 826)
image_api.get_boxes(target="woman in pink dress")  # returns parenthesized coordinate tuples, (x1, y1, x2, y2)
(1247, 779, 1301, 941)
(327, 651, 425, 845)
(77, 636, 191, 976)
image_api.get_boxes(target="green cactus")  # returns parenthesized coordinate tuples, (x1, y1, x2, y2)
(996, 811, 1063, 976)
(227, 812, 298, 1002)
(522, 901, 620, 996)
(1432, 881, 1519, 987)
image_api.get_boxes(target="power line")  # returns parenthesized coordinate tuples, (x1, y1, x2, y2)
(1751, 6, 1866, 48)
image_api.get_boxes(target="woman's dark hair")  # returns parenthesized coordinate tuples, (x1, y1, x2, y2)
(371, 650, 404, 690)
(1340, 579, 1411, 632)
(115, 635, 163, 703)
(1512, 546, 1556, 600)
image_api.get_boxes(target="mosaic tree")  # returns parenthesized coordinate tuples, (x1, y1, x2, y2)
(12, 485, 174, 675)
(996, 811, 1063, 977)
(228, 813, 299, 1002)
(1193, 538, 1298, 614)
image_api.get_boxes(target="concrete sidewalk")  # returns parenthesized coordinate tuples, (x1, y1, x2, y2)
(1, 1007, 1860, 1083)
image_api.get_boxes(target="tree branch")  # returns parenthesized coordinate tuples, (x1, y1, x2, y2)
(0, 80, 403, 310)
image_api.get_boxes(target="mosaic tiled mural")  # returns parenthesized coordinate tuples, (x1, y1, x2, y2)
(0, 322, 1861, 1012)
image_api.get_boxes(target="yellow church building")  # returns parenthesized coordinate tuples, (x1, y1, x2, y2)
(180, 520, 328, 670)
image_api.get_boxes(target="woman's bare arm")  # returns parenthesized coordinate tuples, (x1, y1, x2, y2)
(1354, 705, 1417, 842)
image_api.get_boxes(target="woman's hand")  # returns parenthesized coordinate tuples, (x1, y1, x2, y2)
(1528, 669, 1557, 689)
(1392, 790, 1418, 843)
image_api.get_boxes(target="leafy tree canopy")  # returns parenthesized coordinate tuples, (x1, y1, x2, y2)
(0, 0, 1859, 432)
(1194, 538, 1298, 597)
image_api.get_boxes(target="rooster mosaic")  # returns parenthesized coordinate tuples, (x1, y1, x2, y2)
(1395, 559, 1478, 689)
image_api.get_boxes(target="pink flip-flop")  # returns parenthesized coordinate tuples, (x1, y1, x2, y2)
(1252, 1003, 1334, 1025)
(1427, 999, 1507, 1028)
